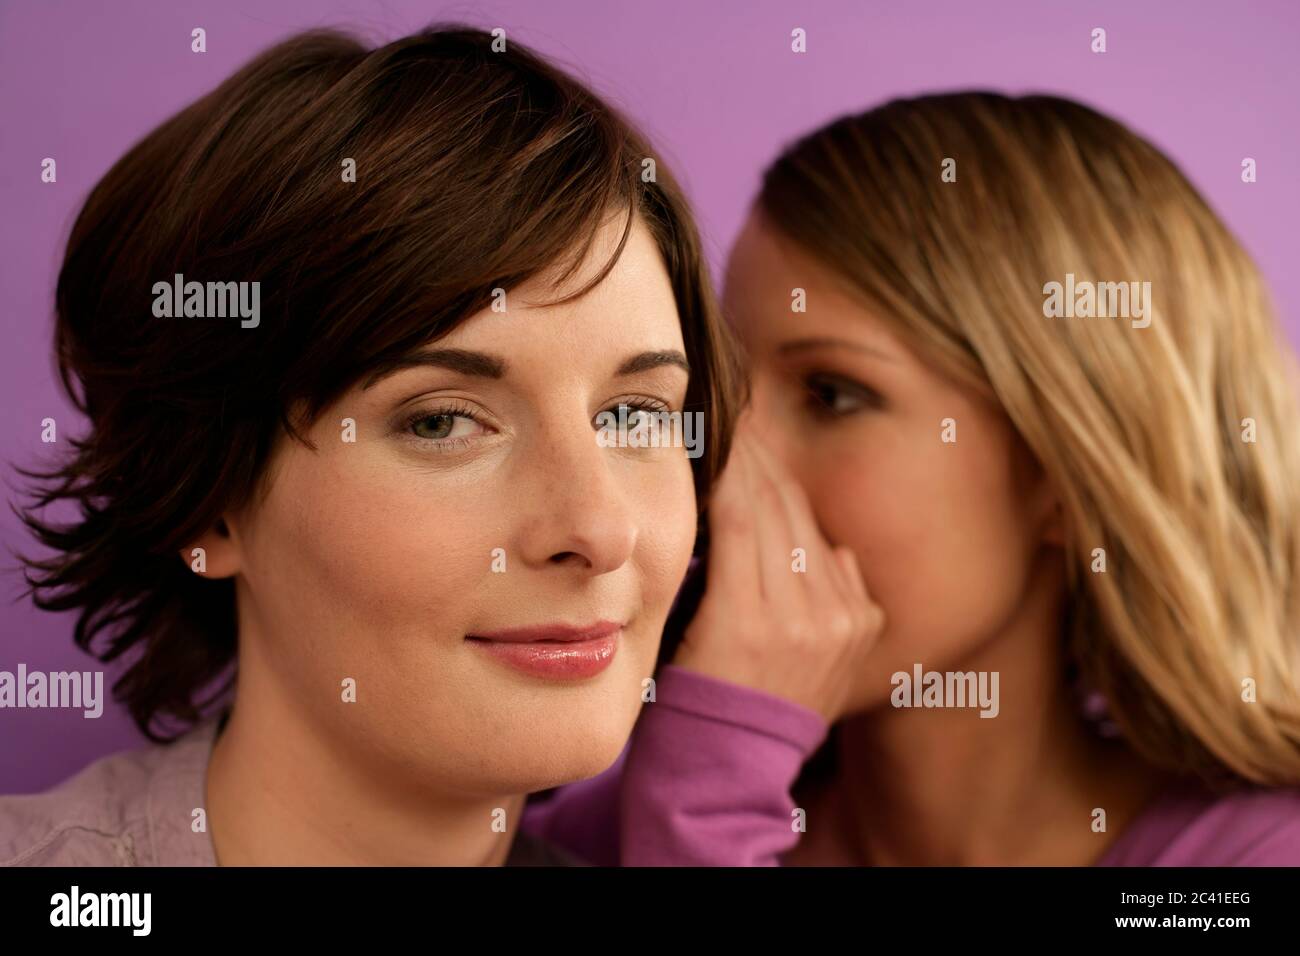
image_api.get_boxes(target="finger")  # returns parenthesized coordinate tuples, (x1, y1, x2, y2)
(702, 430, 761, 599)
(834, 545, 885, 639)
(735, 430, 805, 609)
(744, 429, 844, 599)
(833, 545, 869, 605)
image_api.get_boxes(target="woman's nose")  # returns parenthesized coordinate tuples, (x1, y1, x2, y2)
(510, 424, 638, 575)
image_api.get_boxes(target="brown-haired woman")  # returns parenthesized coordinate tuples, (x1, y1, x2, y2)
(2, 25, 741, 866)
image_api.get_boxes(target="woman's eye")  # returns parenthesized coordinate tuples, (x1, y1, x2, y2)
(410, 412, 483, 441)
(593, 401, 674, 447)
(805, 374, 881, 416)
(594, 402, 668, 431)
(621, 405, 657, 428)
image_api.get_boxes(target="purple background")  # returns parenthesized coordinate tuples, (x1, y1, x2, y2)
(2, 0, 1298, 791)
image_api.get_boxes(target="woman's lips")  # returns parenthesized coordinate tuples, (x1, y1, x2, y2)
(466, 621, 622, 680)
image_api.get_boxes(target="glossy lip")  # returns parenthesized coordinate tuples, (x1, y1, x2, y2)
(466, 621, 623, 680)
(468, 621, 623, 644)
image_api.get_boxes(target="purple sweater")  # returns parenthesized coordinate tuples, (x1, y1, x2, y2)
(4, 665, 1296, 865)
(522, 665, 1300, 865)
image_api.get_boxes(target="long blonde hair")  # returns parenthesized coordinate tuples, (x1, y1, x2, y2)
(759, 92, 1300, 787)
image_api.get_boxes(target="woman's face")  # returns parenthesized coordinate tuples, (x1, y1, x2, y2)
(221, 212, 697, 795)
(723, 211, 1060, 714)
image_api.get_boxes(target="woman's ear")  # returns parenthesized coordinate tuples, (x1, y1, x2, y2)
(1030, 463, 1071, 549)
(178, 516, 242, 578)
(1015, 438, 1067, 549)
(1041, 498, 1067, 548)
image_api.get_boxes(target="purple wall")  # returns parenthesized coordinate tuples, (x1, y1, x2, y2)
(2, 0, 1297, 791)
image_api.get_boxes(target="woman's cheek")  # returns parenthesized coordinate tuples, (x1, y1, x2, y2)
(632, 457, 697, 611)
(806, 451, 962, 665)
(273, 452, 492, 631)
(804, 454, 910, 594)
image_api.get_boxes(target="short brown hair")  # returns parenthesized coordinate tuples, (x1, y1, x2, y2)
(17, 25, 742, 741)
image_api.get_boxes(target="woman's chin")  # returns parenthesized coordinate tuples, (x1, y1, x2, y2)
(454, 732, 631, 797)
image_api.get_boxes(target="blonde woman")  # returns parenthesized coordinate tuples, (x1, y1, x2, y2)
(524, 92, 1300, 865)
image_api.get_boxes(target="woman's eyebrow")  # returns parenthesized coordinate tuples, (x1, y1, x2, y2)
(777, 337, 895, 363)
(363, 348, 509, 389)
(616, 350, 691, 376)
(362, 347, 686, 389)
